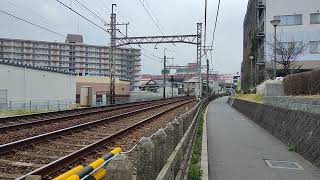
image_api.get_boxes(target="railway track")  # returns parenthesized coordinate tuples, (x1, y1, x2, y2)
(0, 97, 183, 129)
(0, 97, 187, 144)
(0, 98, 195, 179)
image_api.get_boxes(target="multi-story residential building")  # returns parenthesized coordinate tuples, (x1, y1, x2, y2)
(243, 0, 320, 91)
(0, 34, 141, 90)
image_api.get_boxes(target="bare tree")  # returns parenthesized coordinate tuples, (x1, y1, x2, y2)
(267, 38, 308, 76)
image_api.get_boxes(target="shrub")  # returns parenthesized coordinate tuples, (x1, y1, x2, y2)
(283, 69, 320, 95)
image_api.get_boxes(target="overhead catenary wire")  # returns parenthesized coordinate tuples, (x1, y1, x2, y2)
(117, 30, 161, 62)
(143, 0, 166, 32)
(57, 0, 161, 63)
(56, 0, 111, 35)
(210, 0, 221, 48)
(72, 0, 109, 25)
(204, 0, 208, 47)
(0, 9, 66, 37)
(209, 0, 222, 71)
(99, 0, 165, 62)
(137, 0, 165, 35)
(4, 0, 58, 27)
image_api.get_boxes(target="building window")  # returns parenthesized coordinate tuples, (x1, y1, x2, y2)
(310, 41, 320, 54)
(274, 14, 302, 26)
(311, 13, 320, 24)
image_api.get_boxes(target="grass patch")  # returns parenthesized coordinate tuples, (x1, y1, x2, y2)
(233, 93, 263, 103)
(0, 109, 46, 117)
(188, 111, 205, 180)
(288, 143, 297, 152)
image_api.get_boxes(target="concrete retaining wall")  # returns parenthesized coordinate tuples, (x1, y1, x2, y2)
(264, 96, 320, 114)
(229, 98, 320, 167)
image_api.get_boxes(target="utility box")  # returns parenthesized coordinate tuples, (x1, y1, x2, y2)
(80, 86, 92, 107)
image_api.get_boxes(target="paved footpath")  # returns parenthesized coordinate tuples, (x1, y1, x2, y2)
(206, 97, 320, 180)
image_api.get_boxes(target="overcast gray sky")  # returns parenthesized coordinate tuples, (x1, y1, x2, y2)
(0, 0, 248, 75)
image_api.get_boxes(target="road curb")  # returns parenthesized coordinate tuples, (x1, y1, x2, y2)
(200, 105, 209, 180)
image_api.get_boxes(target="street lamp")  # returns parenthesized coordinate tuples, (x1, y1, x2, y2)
(249, 55, 255, 90)
(270, 19, 281, 79)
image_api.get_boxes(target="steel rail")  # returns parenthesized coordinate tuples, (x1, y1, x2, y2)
(18, 99, 195, 179)
(0, 97, 187, 132)
(0, 97, 184, 124)
(0, 98, 192, 154)
(0, 97, 184, 132)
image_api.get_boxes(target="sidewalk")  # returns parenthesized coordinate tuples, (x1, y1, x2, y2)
(206, 97, 320, 180)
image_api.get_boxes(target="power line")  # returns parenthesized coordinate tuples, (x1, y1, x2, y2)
(209, 0, 222, 71)
(204, 0, 208, 47)
(144, 0, 166, 32)
(117, 30, 161, 62)
(137, 0, 165, 35)
(97, 1, 165, 62)
(72, 0, 109, 25)
(4, 0, 57, 27)
(56, 0, 111, 35)
(58, 0, 161, 63)
(210, 0, 221, 48)
(0, 9, 66, 37)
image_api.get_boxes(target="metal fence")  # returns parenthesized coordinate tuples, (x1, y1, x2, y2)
(0, 99, 76, 112)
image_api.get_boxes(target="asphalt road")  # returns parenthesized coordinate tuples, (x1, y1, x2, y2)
(206, 97, 320, 180)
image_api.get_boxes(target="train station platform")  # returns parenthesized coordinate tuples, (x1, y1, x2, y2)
(205, 97, 320, 180)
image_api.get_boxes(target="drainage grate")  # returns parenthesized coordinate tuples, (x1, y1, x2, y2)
(265, 160, 304, 170)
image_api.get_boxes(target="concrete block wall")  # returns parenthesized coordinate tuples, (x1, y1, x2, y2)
(104, 101, 202, 180)
(264, 96, 320, 114)
(105, 95, 219, 180)
(265, 83, 284, 96)
(229, 98, 320, 168)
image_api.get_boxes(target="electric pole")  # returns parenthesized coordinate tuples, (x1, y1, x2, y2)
(163, 53, 166, 99)
(171, 75, 174, 98)
(161, 50, 173, 99)
(206, 58, 209, 97)
(109, 4, 117, 105)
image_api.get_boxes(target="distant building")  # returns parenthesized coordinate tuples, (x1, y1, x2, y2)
(140, 62, 219, 82)
(76, 76, 130, 106)
(243, 0, 320, 91)
(0, 60, 75, 110)
(0, 34, 141, 90)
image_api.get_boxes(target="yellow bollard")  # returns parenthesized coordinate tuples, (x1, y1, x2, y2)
(53, 165, 84, 180)
(65, 174, 80, 180)
(91, 168, 107, 180)
(89, 158, 105, 169)
(111, 147, 122, 155)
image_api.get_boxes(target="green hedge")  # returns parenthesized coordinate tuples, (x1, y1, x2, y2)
(283, 69, 320, 95)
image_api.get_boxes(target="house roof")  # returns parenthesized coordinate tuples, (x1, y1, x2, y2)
(0, 59, 75, 75)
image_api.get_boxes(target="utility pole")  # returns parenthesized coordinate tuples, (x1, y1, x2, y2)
(196, 23, 202, 100)
(171, 75, 174, 98)
(163, 52, 166, 99)
(161, 50, 173, 99)
(109, 4, 117, 105)
(206, 58, 209, 97)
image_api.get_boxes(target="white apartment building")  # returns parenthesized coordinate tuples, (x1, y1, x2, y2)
(0, 34, 141, 90)
(264, 0, 320, 61)
(243, 0, 320, 91)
